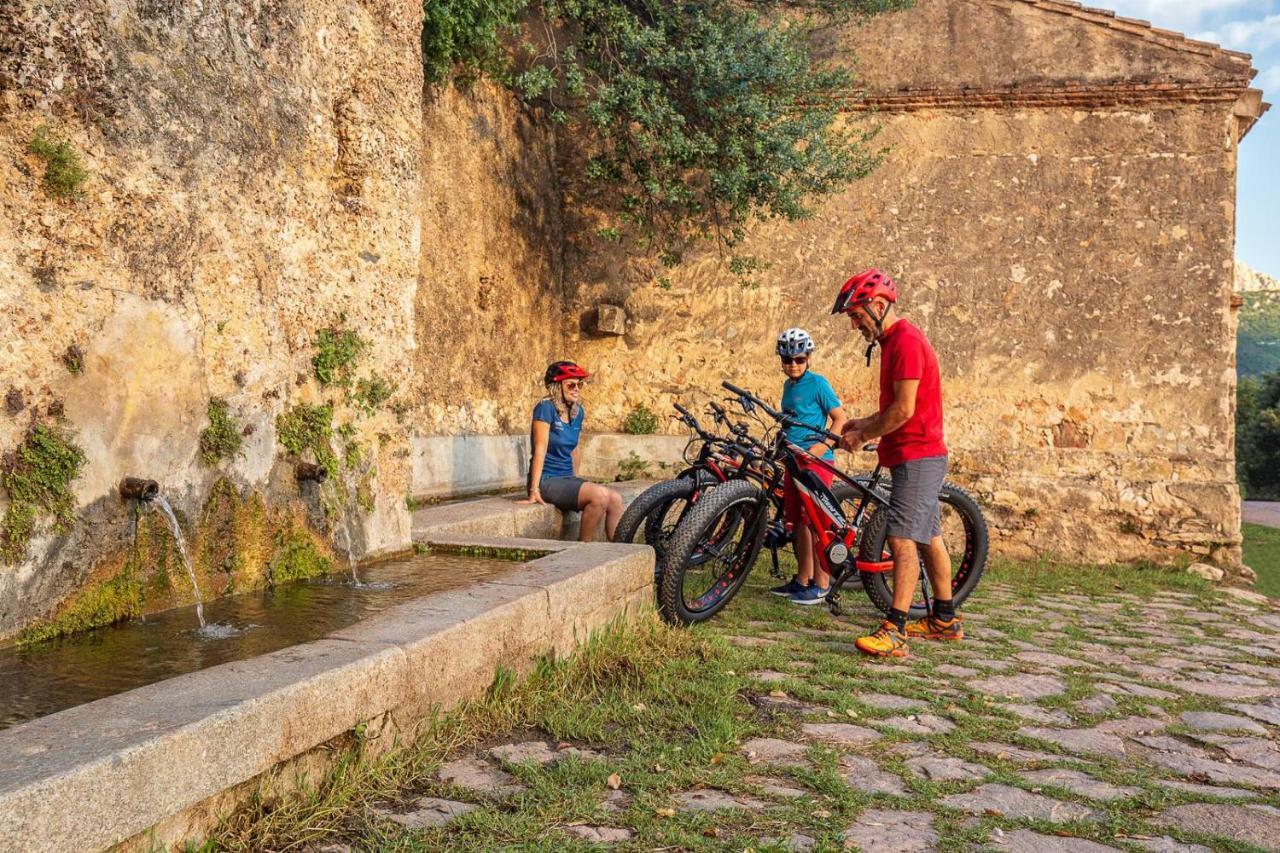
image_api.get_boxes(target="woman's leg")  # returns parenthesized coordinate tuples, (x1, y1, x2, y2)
(604, 488, 624, 540)
(577, 482, 610, 542)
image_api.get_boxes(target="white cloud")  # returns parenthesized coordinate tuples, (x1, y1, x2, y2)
(1196, 14, 1280, 52)
(1103, 0, 1260, 32)
(1256, 64, 1280, 91)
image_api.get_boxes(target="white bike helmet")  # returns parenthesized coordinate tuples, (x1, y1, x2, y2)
(776, 327, 815, 358)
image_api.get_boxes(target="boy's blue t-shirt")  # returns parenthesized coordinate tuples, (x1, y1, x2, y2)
(781, 371, 841, 460)
(532, 399, 583, 480)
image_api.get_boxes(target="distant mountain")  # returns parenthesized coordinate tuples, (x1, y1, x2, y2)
(1237, 262, 1280, 377)
(1237, 262, 1280, 294)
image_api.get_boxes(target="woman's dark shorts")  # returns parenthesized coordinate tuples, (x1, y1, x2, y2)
(887, 455, 947, 545)
(536, 476, 586, 512)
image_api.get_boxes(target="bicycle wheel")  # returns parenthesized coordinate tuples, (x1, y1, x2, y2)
(857, 482, 989, 619)
(612, 476, 707, 566)
(658, 479, 768, 625)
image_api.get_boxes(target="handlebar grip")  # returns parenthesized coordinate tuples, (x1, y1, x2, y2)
(673, 402, 692, 418)
(721, 381, 751, 398)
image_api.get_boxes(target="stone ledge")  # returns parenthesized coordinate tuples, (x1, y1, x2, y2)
(0, 530, 655, 852)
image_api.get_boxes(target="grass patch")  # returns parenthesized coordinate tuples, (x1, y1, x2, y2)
(28, 126, 88, 200)
(198, 398, 244, 466)
(1244, 521, 1280, 597)
(1, 423, 86, 564)
(986, 556, 1209, 600)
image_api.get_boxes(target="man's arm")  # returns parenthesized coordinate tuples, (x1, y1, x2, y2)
(840, 380, 918, 448)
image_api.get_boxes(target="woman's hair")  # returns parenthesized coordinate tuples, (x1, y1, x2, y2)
(546, 378, 581, 422)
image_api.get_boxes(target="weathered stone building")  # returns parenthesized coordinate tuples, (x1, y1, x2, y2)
(0, 0, 1267, 638)
(566, 0, 1269, 572)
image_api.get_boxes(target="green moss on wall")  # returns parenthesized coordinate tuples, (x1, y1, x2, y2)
(270, 520, 334, 583)
(16, 568, 144, 645)
(199, 398, 245, 466)
(1, 423, 87, 564)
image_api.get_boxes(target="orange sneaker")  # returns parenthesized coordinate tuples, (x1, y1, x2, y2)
(904, 614, 964, 641)
(856, 621, 910, 657)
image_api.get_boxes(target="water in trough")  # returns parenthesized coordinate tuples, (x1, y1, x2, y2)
(0, 550, 524, 731)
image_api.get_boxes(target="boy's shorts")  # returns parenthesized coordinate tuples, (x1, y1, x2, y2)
(783, 456, 836, 527)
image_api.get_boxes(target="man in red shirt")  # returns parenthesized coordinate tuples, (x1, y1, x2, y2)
(831, 269, 959, 657)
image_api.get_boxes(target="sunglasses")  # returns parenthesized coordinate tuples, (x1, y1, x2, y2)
(780, 356, 808, 366)
(563, 380, 585, 390)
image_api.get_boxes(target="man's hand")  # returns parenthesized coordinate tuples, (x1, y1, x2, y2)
(518, 488, 546, 505)
(840, 417, 874, 452)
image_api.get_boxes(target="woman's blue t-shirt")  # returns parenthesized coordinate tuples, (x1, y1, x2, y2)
(781, 371, 841, 460)
(532, 399, 583, 480)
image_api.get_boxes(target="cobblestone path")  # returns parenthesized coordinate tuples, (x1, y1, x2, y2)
(275, 572, 1280, 852)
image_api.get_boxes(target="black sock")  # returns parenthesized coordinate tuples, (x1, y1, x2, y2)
(933, 598, 955, 620)
(888, 608, 909, 632)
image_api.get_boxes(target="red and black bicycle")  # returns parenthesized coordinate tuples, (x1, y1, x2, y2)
(655, 381, 989, 626)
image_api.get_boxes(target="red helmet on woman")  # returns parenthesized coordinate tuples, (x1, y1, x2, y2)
(544, 360, 589, 385)
(830, 268, 897, 316)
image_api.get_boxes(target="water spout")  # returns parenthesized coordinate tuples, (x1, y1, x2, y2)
(295, 463, 328, 484)
(120, 478, 159, 502)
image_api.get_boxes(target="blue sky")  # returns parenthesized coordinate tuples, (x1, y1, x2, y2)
(1105, 0, 1278, 276)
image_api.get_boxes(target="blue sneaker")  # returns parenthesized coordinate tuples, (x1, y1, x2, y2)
(790, 584, 830, 606)
(769, 577, 806, 597)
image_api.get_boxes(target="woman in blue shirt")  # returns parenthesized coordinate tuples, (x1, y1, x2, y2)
(770, 329, 847, 605)
(522, 361, 624, 541)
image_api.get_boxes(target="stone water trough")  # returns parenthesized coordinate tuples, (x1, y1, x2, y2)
(0, 483, 654, 852)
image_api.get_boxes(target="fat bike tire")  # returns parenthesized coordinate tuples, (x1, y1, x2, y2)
(857, 482, 989, 619)
(658, 479, 767, 626)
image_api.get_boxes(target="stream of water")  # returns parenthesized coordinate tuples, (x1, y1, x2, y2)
(151, 496, 205, 629)
(0, 551, 521, 731)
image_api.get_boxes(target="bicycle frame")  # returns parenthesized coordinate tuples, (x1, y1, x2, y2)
(720, 381, 895, 580)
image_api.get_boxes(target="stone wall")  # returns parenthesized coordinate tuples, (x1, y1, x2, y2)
(559, 0, 1258, 571)
(0, 0, 422, 639)
(416, 81, 564, 436)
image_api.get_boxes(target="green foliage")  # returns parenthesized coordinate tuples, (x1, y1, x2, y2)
(422, 0, 526, 85)
(622, 403, 659, 435)
(1, 423, 87, 564)
(312, 328, 366, 387)
(615, 450, 650, 481)
(199, 398, 244, 466)
(355, 374, 394, 411)
(28, 126, 88, 200)
(1237, 369, 1280, 500)
(424, 0, 904, 265)
(1238, 290, 1280, 377)
(276, 403, 338, 477)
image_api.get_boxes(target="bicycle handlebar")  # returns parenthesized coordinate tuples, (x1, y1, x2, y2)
(721, 380, 841, 446)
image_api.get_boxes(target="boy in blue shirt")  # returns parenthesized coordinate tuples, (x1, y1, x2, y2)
(771, 329, 848, 604)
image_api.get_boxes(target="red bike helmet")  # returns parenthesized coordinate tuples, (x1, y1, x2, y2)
(830, 268, 898, 316)
(544, 360, 589, 385)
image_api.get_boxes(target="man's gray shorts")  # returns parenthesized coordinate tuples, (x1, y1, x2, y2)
(887, 455, 947, 545)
